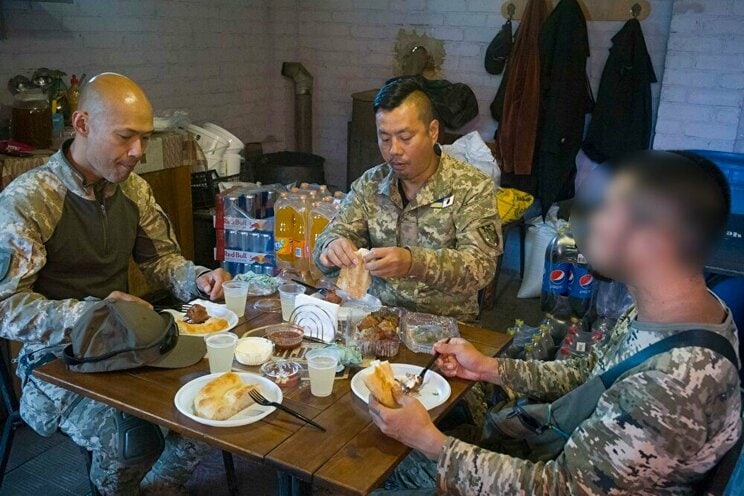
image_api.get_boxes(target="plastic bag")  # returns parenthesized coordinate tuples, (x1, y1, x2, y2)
(443, 131, 501, 187)
(517, 205, 567, 299)
(497, 187, 533, 223)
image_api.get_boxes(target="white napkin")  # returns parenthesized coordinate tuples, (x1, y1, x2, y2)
(293, 294, 339, 343)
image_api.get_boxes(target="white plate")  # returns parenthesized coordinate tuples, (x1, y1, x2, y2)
(351, 363, 451, 411)
(174, 372, 282, 427)
(163, 303, 239, 337)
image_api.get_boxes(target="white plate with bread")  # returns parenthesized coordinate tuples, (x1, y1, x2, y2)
(163, 302, 239, 337)
(174, 371, 282, 427)
(351, 362, 451, 411)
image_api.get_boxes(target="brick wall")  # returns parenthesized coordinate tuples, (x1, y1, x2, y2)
(654, 0, 744, 152)
(277, 0, 674, 187)
(0, 0, 276, 145)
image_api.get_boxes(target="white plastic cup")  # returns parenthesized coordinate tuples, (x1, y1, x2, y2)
(305, 348, 339, 397)
(205, 333, 238, 374)
(278, 283, 306, 321)
(223, 281, 249, 318)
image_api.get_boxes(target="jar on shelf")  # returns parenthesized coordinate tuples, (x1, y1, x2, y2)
(10, 89, 52, 149)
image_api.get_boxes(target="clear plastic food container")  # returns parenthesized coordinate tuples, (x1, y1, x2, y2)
(402, 312, 460, 354)
(355, 307, 405, 358)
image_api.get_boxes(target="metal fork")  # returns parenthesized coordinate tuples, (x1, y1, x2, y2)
(248, 389, 326, 432)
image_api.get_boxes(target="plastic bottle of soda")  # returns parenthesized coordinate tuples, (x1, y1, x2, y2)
(273, 192, 295, 266)
(541, 227, 577, 317)
(568, 253, 595, 317)
(309, 202, 333, 252)
(292, 195, 308, 270)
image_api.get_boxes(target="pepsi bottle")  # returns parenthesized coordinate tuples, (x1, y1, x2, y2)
(541, 228, 577, 318)
(568, 253, 595, 316)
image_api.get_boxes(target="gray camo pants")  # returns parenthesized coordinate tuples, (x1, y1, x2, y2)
(59, 395, 211, 495)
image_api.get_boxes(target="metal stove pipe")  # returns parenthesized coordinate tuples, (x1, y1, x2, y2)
(281, 62, 313, 153)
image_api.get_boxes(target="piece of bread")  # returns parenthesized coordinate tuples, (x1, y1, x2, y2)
(363, 360, 401, 408)
(177, 317, 229, 335)
(193, 372, 258, 420)
(337, 248, 371, 300)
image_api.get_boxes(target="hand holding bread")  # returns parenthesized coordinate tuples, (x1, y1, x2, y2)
(362, 360, 402, 408)
(337, 248, 372, 299)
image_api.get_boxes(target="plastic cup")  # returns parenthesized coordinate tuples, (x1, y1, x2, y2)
(278, 283, 306, 321)
(205, 333, 238, 374)
(305, 348, 339, 397)
(223, 281, 249, 317)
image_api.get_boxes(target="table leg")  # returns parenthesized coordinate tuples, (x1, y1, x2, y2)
(222, 450, 239, 496)
(276, 472, 311, 496)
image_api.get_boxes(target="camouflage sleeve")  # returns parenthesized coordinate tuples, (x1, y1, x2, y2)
(126, 175, 207, 302)
(312, 175, 371, 276)
(438, 371, 711, 495)
(407, 177, 502, 294)
(0, 188, 94, 345)
(496, 354, 596, 401)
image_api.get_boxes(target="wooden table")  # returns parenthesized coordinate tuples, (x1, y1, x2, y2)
(35, 299, 510, 495)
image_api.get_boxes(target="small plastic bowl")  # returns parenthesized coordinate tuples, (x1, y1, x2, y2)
(234, 337, 274, 366)
(264, 324, 305, 351)
(260, 360, 302, 388)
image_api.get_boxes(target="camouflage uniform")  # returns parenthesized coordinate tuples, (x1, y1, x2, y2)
(313, 153, 502, 321)
(383, 302, 742, 495)
(0, 141, 212, 495)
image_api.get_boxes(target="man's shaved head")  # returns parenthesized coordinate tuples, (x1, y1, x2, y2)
(79, 72, 153, 120)
(374, 78, 436, 125)
(68, 73, 154, 184)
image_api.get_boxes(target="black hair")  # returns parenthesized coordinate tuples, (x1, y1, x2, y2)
(613, 150, 730, 263)
(373, 77, 436, 124)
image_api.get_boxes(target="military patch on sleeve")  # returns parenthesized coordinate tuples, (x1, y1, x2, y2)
(478, 223, 500, 247)
(0, 249, 10, 282)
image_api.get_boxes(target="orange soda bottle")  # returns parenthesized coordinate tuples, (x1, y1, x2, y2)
(274, 192, 295, 265)
(292, 195, 308, 270)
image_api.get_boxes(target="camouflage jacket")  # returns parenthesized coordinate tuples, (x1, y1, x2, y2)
(438, 305, 742, 495)
(312, 153, 502, 321)
(0, 142, 207, 435)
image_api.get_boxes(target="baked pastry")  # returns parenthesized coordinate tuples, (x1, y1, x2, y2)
(337, 248, 371, 299)
(176, 317, 229, 335)
(193, 372, 258, 420)
(362, 360, 401, 408)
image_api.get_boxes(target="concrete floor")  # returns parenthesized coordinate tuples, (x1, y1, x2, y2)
(2, 231, 542, 496)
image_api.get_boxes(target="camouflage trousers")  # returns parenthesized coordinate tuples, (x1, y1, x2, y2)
(59, 394, 211, 495)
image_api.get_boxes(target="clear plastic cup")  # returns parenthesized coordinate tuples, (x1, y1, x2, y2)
(205, 333, 238, 374)
(305, 348, 339, 397)
(223, 281, 249, 317)
(278, 283, 306, 321)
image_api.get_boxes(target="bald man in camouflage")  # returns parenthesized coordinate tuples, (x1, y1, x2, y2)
(314, 78, 502, 322)
(0, 73, 230, 495)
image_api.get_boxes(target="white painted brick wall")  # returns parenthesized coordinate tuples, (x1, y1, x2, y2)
(277, 0, 673, 187)
(654, 0, 744, 152)
(0, 0, 277, 146)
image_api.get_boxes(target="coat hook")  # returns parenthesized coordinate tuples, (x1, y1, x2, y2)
(506, 2, 516, 20)
(630, 2, 642, 18)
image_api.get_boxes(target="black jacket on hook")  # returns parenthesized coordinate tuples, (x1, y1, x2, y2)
(536, 0, 593, 214)
(582, 18, 657, 164)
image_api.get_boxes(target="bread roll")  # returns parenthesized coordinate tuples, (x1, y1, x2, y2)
(193, 372, 257, 420)
(363, 360, 401, 408)
(337, 248, 371, 300)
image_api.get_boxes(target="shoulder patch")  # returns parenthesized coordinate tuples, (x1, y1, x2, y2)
(478, 223, 500, 247)
(0, 249, 11, 281)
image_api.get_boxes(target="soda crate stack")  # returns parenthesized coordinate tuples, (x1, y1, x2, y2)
(215, 184, 282, 277)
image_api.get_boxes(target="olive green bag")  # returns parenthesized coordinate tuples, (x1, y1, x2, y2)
(482, 329, 740, 462)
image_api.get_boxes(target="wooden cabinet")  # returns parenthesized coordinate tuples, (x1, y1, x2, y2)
(127, 164, 195, 297)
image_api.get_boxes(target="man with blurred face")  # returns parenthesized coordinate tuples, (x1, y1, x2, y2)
(0, 73, 229, 494)
(313, 78, 502, 321)
(368, 151, 741, 495)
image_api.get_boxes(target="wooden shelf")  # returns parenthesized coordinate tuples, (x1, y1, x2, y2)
(501, 0, 650, 21)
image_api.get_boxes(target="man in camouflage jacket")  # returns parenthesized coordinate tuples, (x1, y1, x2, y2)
(369, 151, 742, 495)
(314, 78, 502, 322)
(0, 73, 229, 495)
